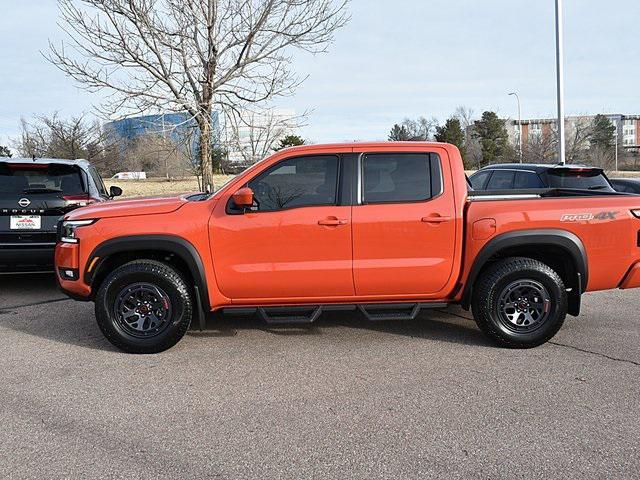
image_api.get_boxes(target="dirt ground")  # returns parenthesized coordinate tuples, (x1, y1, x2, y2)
(105, 175, 235, 198)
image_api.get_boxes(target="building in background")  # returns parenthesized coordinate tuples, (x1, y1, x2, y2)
(106, 108, 297, 168)
(506, 114, 640, 152)
(105, 112, 220, 148)
(219, 108, 297, 165)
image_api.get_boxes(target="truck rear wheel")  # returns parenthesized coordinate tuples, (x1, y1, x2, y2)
(471, 257, 567, 348)
(95, 260, 193, 353)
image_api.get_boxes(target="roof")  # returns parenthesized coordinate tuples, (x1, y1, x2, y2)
(0, 157, 91, 167)
(478, 163, 603, 173)
(278, 141, 449, 153)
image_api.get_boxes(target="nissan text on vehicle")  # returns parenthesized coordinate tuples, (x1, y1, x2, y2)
(55, 143, 640, 353)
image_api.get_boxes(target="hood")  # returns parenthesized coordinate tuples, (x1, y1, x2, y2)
(65, 195, 188, 220)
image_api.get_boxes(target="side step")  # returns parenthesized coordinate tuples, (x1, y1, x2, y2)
(358, 303, 448, 321)
(222, 303, 447, 325)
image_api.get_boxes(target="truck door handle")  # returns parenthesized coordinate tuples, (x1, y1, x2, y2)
(421, 215, 452, 224)
(318, 217, 348, 226)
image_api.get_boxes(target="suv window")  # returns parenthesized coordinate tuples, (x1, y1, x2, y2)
(362, 153, 433, 203)
(546, 169, 613, 191)
(514, 171, 544, 189)
(486, 170, 515, 190)
(470, 170, 491, 190)
(89, 166, 108, 196)
(0, 163, 86, 195)
(248, 155, 339, 211)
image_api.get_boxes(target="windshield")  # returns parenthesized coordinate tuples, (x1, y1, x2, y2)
(546, 169, 613, 191)
(0, 163, 86, 195)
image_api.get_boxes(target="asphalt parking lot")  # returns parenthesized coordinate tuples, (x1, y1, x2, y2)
(0, 274, 638, 479)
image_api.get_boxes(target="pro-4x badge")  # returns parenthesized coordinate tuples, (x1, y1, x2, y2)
(561, 211, 618, 222)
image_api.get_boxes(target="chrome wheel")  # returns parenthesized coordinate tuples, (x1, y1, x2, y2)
(113, 283, 172, 338)
(497, 279, 551, 332)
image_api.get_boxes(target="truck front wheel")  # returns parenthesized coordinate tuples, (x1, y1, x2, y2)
(95, 260, 193, 353)
(472, 257, 567, 348)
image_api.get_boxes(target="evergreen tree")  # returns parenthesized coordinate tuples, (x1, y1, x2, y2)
(275, 135, 305, 151)
(472, 111, 509, 165)
(0, 146, 11, 157)
(435, 117, 465, 157)
(388, 124, 411, 141)
(590, 115, 616, 149)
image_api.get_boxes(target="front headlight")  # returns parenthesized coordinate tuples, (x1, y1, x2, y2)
(60, 219, 97, 244)
(632, 209, 640, 219)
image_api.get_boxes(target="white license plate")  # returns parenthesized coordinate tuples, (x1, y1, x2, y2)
(10, 215, 41, 230)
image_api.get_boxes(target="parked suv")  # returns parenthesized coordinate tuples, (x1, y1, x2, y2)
(469, 163, 615, 192)
(56, 143, 640, 353)
(0, 158, 121, 272)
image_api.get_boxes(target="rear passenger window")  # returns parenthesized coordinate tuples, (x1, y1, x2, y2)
(469, 171, 491, 190)
(486, 170, 515, 190)
(248, 155, 339, 211)
(361, 153, 438, 203)
(514, 171, 544, 189)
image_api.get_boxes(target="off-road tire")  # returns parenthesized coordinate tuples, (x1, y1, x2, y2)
(95, 260, 193, 353)
(472, 257, 567, 348)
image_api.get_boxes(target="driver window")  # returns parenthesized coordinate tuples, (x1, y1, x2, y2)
(248, 155, 339, 212)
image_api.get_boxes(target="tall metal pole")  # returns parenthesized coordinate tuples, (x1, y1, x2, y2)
(555, 0, 566, 165)
(509, 92, 522, 162)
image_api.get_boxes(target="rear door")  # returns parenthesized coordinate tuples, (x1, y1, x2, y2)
(486, 169, 516, 190)
(351, 150, 456, 296)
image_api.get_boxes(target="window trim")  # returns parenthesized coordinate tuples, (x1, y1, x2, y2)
(356, 152, 443, 206)
(226, 153, 342, 215)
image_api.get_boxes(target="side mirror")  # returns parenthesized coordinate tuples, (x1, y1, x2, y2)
(232, 187, 254, 209)
(109, 185, 123, 198)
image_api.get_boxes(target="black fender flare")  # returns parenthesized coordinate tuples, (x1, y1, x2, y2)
(461, 229, 588, 313)
(85, 235, 210, 314)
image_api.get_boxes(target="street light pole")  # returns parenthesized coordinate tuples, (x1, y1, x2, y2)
(509, 92, 522, 163)
(555, 0, 566, 165)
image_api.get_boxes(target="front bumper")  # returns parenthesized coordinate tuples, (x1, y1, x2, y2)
(0, 243, 55, 271)
(55, 242, 92, 300)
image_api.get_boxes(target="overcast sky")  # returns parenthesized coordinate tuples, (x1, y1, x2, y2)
(1, 0, 639, 147)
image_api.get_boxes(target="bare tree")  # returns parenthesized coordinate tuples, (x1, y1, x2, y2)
(565, 117, 593, 164)
(223, 108, 304, 166)
(15, 113, 104, 160)
(47, 0, 349, 190)
(522, 132, 556, 164)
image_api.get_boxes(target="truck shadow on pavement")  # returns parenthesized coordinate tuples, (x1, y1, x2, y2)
(189, 308, 491, 348)
(0, 273, 491, 351)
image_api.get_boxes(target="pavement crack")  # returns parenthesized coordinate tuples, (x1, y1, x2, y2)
(549, 341, 640, 367)
(0, 297, 71, 313)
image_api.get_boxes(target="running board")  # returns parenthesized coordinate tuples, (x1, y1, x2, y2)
(358, 303, 448, 321)
(222, 303, 448, 325)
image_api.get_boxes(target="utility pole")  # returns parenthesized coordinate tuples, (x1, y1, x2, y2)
(509, 92, 522, 162)
(555, 0, 566, 165)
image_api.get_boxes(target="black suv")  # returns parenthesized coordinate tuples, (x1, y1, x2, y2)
(0, 158, 121, 272)
(469, 163, 616, 192)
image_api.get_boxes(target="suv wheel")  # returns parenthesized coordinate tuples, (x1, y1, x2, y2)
(95, 260, 193, 353)
(472, 257, 567, 348)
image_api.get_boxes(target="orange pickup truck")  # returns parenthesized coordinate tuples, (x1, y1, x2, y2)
(55, 142, 640, 353)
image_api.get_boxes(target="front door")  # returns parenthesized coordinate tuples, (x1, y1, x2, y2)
(352, 151, 457, 296)
(210, 154, 354, 301)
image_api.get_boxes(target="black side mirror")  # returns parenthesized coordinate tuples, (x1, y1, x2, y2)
(109, 185, 123, 198)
